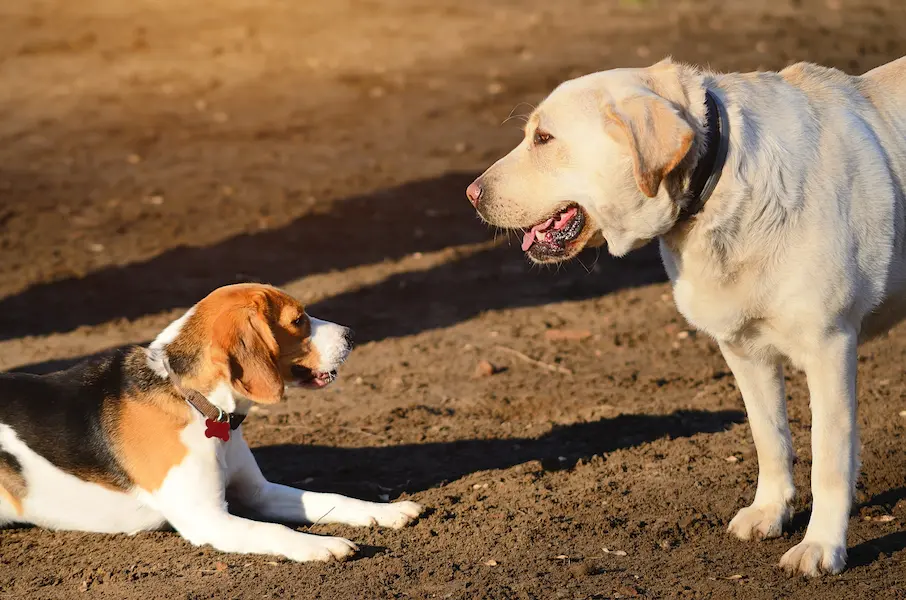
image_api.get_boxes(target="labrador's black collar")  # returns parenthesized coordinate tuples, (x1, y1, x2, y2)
(679, 89, 729, 221)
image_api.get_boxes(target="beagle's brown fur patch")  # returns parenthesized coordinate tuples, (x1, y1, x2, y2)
(212, 300, 285, 405)
(0, 452, 25, 516)
(113, 394, 192, 493)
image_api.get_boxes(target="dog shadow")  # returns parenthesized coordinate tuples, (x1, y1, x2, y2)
(849, 486, 906, 567)
(250, 409, 746, 499)
(0, 173, 486, 341)
(8, 240, 665, 375)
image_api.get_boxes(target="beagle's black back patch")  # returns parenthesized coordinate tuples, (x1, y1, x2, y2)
(0, 449, 21, 474)
(0, 349, 141, 490)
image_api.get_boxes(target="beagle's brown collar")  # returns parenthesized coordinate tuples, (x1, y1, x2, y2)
(162, 358, 246, 441)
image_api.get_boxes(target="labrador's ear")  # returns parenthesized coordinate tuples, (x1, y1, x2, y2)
(604, 93, 694, 198)
(211, 300, 284, 405)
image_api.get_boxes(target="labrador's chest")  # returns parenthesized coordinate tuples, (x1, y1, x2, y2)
(671, 276, 753, 342)
(660, 242, 777, 348)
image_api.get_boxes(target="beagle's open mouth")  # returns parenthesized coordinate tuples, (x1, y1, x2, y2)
(290, 365, 338, 389)
(520, 204, 588, 262)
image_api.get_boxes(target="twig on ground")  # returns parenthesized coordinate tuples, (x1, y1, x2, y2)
(313, 506, 336, 526)
(493, 345, 573, 375)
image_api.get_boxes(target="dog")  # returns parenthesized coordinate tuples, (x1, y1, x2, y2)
(466, 56, 906, 576)
(0, 283, 423, 562)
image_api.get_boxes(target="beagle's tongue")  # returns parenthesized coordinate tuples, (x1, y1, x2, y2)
(522, 218, 553, 251)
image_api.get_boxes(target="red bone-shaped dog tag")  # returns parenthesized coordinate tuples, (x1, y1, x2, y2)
(205, 419, 231, 442)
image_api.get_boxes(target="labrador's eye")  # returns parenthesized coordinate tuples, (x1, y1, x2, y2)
(533, 129, 553, 145)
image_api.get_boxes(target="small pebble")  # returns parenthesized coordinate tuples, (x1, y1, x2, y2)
(473, 360, 496, 378)
(569, 561, 595, 578)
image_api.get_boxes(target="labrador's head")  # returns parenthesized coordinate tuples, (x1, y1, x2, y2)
(466, 59, 703, 262)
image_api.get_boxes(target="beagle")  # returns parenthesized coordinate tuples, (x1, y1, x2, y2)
(0, 283, 423, 562)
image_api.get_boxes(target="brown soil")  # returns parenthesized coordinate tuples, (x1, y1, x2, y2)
(1, 0, 906, 598)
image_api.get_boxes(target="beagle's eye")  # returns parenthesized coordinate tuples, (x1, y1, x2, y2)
(533, 129, 553, 145)
(291, 315, 306, 328)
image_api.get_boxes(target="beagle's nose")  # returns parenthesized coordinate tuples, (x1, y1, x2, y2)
(466, 179, 483, 207)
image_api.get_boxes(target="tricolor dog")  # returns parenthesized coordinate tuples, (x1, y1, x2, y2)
(0, 283, 422, 562)
(467, 56, 906, 575)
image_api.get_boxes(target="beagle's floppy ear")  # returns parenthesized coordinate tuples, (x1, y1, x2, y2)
(211, 302, 285, 405)
(604, 93, 694, 198)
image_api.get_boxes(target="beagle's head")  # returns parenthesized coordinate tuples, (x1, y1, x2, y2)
(156, 284, 353, 404)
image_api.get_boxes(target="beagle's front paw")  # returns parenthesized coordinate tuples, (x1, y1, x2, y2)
(342, 500, 425, 529)
(286, 535, 358, 562)
(374, 500, 424, 529)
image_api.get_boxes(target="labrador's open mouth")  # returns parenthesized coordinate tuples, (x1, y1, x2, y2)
(291, 366, 337, 389)
(520, 204, 588, 262)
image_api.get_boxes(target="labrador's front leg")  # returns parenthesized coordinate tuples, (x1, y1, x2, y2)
(780, 327, 858, 576)
(720, 342, 796, 542)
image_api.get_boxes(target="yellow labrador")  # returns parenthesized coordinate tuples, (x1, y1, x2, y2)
(466, 56, 906, 576)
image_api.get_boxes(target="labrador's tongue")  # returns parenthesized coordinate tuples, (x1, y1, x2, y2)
(521, 218, 554, 251)
(553, 206, 578, 230)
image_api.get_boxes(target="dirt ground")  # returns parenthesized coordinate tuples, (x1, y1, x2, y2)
(1, 0, 905, 598)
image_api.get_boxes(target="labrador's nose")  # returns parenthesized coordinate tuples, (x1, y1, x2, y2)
(466, 179, 483, 207)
